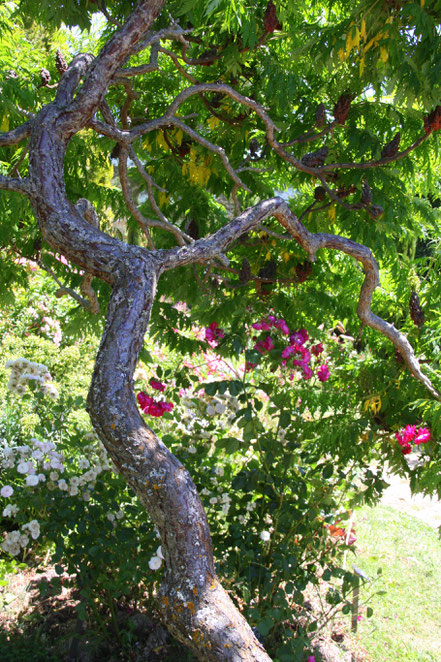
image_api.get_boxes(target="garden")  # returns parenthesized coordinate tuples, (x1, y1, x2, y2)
(1, 1, 441, 661)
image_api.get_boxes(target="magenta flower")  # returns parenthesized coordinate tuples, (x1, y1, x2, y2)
(149, 378, 166, 392)
(281, 346, 294, 359)
(275, 318, 290, 335)
(401, 443, 412, 455)
(307, 656, 316, 662)
(414, 427, 431, 444)
(254, 335, 275, 354)
(290, 329, 308, 345)
(205, 322, 225, 342)
(303, 365, 313, 380)
(317, 364, 330, 382)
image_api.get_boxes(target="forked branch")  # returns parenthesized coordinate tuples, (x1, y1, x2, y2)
(158, 198, 440, 400)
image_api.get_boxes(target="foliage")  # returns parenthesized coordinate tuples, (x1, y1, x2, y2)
(1, 0, 441, 659)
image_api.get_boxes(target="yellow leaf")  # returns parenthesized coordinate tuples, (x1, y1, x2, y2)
(338, 48, 346, 61)
(363, 395, 382, 415)
(421, 0, 425, 6)
(360, 19, 367, 41)
(174, 128, 183, 146)
(0, 115, 9, 132)
(328, 205, 336, 222)
(265, 250, 272, 261)
(380, 47, 389, 63)
(156, 132, 169, 152)
(159, 192, 169, 207)
(345, 31, 354, 55)
(282, 251, 290, 262)
(359, 56, 365, 76)
(207, 116, 221, 129)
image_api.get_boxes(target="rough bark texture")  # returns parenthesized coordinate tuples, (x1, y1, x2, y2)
(1, 1, 440, 660)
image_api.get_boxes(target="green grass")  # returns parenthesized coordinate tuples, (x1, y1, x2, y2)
(353, 505, 441, 662)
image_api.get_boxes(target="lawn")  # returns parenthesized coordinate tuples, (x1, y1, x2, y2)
(352, 505, 441, 662)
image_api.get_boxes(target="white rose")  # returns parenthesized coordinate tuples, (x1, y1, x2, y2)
(148, 555, 162, 570)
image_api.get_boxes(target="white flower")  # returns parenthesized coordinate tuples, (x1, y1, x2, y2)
(49, 471, 59, 481)
(260, 530, 271, 542)
(23, 520, 40, 540)
(25, 475, 39, 487)
(115, 510, 124, 520)
(246, 501, 257, 512)
(215, 402, 226, 415)
(37, 474, 46, 483)
(1, 485, 13, 498)
(58, 479, 68, 491)
(69, 476, 80, 488)
(201, 488, 211, 496)
(214, 466, 224, 477)
(107, 513, 116, 522)
(19, 534, 29, 547)
(17, 461, 29, 474)
(221, 503, 230, 515)
(238, 515, 246, 524)
(148, 555, 162, 570)
(2, 504, 18, 517)
(209, 497, 218, 505)
(156, 545, 164, 559)
(206, 405, 216, 416)
(32, 449, 44, 461)
(188, 445, 197, 454)
(83, 491, 91, 501)
(68, 486, 78, 496)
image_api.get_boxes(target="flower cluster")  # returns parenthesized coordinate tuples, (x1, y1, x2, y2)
(1, 519, 40, 556)
(5, 358, 59, 398)
(204, 322, 225, 344)
(40, 316, 62, 346)
(395, 425, 431, 454)
(250, 316, 329, 382)
(137, 384, 174, 418)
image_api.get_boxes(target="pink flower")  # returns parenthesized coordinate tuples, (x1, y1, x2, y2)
(401, 443, 412, 455)
(149, 378, 166, 392)
(414, 427, 431, 444)
(311, 342, 324, 356)
(281, 346, 294, 359)
(317, 364, 330, 382)
(245, 361, 257, 372)
(308, 657, 316, 662)
(275, 318, 290, 335)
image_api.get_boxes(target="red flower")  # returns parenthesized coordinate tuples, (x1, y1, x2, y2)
(137, 392, 153, 410)
(311, 342, 324, 356)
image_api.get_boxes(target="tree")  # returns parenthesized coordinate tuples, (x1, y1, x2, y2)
(1, 0, 441, 659)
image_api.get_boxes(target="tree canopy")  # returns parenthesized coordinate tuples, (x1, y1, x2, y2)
(1, 1, 441, 660)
